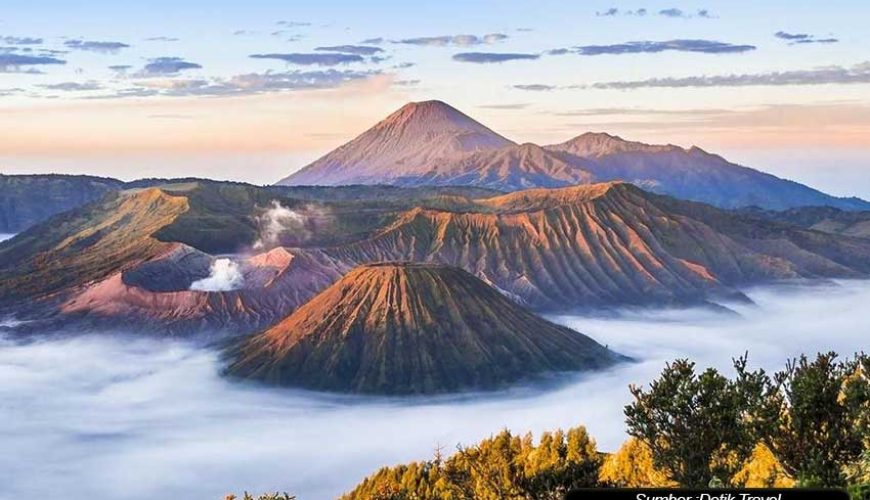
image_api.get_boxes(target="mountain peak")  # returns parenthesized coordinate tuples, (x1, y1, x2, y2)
(225, 262, 621, 394)
(277, 100, 514, 186)
(549, 132, 682, 158)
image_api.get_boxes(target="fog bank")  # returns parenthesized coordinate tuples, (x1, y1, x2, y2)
(1, 281, 869, 499)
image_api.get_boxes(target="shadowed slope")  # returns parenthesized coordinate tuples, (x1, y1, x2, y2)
(226, 263, 622, 394)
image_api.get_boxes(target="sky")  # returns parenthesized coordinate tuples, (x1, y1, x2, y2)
(1, 0, 869, 196)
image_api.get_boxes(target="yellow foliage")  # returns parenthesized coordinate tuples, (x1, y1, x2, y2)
(732, 444, 795, 488)
(599, 438, 676, 487)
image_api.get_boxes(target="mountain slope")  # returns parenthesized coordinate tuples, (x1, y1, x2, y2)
(319, 182, 870, 309)
(225, 263, 622, 394)
(276, 101, 870, 211)
(277, 100, 514, 186)
(546, 133, 870, 211)
(0, 174, 124, 233)
(737, 206, 870, 240)
(394, 142, 594, 191)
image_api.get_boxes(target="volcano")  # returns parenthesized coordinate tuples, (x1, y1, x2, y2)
(225, 263, 623, 394)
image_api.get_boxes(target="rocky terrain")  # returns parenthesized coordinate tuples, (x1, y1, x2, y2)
(225, 263, 623, 394)
(4, 180, 870, 335)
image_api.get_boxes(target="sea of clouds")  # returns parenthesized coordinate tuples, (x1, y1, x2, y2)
(1, 280, 868, 499)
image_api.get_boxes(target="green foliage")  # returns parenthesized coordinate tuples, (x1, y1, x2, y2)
(343, 426, 601, 499)
(752, 353, 869, 487)
(624, 356, 765, 487)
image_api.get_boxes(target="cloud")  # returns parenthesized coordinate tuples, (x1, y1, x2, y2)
(392, 79, 420, 87)
(658, 8, 685, 17)
(38, 81, 102, 91)
(250, 52, 364, 66)
(108, 64, 132, 73)
(135, 57, 202, 77)
(314, 45, 383, 56)
(393, 33, 509, 47)
(775, 31, 838, 45)
(112, 69, 381, 98)
(597, 8, 712, 18)
(566, 39, 755, 56)
(0, 36, 42, 45)
(478, 103, 530, 110)
(0, 53, 65, 73)
(513, 84, 556, 91)
(276, 21, 312, 27)
(360, 37, 384, 45)
(590, 61, 870, 89)
(64, 39, 131, 54)
(144, 36, 180, 42)
(453, 52, 539, 63)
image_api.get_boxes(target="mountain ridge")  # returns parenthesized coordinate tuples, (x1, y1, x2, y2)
(277, 101, 870, 211)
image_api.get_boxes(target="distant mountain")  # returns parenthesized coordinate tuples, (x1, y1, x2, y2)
(225, 263, 623, 394)
(0, 174, 123, 232)
(278, 100, 514, 186)
(737, 205, 870, 239)
(5, 181, 870, 336)
(545, 132, 870, 211)
(277, 101, 870, 211)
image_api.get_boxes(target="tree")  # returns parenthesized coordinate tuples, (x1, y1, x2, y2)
(624, 357, 764, 487)
(753, 353, 869, 487)
(599, 438, 676, 487)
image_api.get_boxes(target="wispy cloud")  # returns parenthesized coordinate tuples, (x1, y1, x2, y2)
(314, 45, 383, 56)
(122, 69, 382, 97)
(393, 33, 508, 47)
(276, 21, 312, 27)
(453, 52, 539, 63)
(0, 53, 65, 73)
(590, 62, 870, 89)
(64, 40, 130, 54)
(38, 81, 102, 91)
(596, 8, 714, 18)
(135, 57, 202, 77)
(478, 103, 530, 110)
(144, 36, 180, 42)
(513, 84, 557, 91)
(0, 36, 43, 45)
(561, 39, 755, 56)
(250, 52, 364, 66)
(775, 31, 839, 45)
(360, 37, 384, 45)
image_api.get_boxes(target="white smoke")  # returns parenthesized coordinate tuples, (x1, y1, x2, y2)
(253, 201, 306, 250)
(189, 258, 244, 292)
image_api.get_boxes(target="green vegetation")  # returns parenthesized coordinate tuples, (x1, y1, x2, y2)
(343, 352, 870, 499)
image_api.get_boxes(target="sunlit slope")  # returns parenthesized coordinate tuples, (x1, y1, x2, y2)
(226, 263, 622, 394)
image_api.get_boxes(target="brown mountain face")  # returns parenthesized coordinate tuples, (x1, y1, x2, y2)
(276, 101, 870, 211)
(5, 181, 870, 336)
(277, 100, 514, 186)
(225, 263, 623, 394)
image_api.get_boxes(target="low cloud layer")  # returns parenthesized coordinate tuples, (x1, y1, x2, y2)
(1, 282, 867, 499)
(250, 52, 364, 66)
(0, 36, 43, 45)
(453, 52, 539, 63)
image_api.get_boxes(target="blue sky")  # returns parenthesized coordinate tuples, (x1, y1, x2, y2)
(1, 0, 869, 196)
